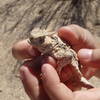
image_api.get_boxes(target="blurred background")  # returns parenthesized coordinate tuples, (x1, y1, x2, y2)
(0, 0, 100, 100)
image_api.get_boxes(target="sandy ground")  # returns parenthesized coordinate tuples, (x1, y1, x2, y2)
(0, 0, 100, 100)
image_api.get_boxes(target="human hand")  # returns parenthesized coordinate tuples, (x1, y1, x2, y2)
(58, 25, 100, 79)
(12, 24, 100, 100)
(12, 39, 57, 100)
(19, 62, 100, 100)
(12, 43, 100, 100)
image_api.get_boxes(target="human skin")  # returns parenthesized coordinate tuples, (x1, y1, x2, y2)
(12, 25, 100, 100)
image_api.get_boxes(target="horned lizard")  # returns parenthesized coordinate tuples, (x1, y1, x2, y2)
(28, 29, 94, 90)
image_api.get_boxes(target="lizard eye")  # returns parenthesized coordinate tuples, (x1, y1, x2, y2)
(29, 37, 34, 43)
(37, 37, 44, 43)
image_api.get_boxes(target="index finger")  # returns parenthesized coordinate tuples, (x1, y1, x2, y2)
(58, 25, 96, 51)
(12, 39, 40, 60)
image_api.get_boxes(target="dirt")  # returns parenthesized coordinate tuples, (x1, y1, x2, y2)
(0, 0, 100, 100)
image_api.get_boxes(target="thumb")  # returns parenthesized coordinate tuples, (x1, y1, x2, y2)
(41, 64, 73, 100)
(78, 49, 100, 68)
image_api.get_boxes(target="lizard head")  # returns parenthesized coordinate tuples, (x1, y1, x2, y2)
(29, 32, 46, 47)
(28, 29, 56, 53)
(29, 29, 55, 47)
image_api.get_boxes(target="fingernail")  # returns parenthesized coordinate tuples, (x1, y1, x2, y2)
(20, 70, 25, 80)
(41, 64, 47, 78)
(41, 64, 51, 80)
(20, 67, 25, 80)
(78, 49, 93, 61)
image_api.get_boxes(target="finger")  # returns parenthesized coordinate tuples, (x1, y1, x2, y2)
(12, 39, 40, 60)
(42, 56, 57, 68)
(20, 65, 49, 100)
(78, 49, 100, 68)
(58, 25, 97, 51)
(20, 66, 40, 100)
(41, 64, 73, 100)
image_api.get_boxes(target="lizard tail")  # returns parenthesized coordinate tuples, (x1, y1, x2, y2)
(80, 77, 94, 89)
